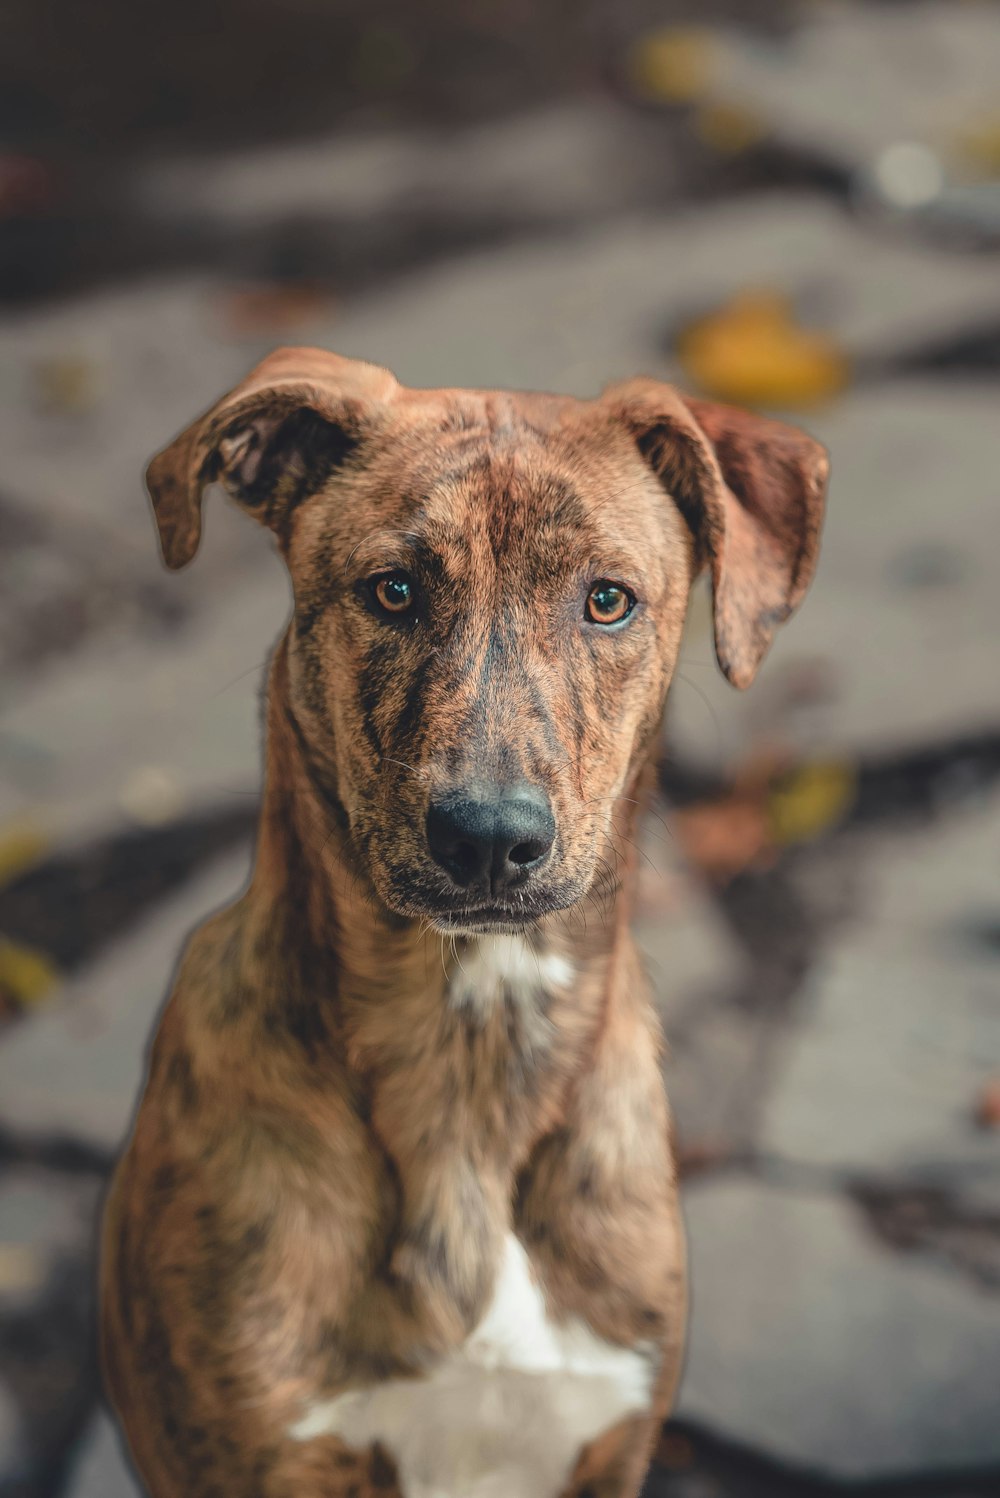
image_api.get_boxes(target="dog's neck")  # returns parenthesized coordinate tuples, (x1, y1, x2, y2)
(245, 641, 640, 1020)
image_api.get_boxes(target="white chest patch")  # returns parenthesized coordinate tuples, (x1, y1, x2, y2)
(289, 1235, 656, 1498)
(446, 936, 574, 1016)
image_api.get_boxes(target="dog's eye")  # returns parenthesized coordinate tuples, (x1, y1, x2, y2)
(372, 572, 415, 617)
(586, 581, 635, 626)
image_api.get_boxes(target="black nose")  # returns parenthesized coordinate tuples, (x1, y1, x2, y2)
(426, 783, 556, 893)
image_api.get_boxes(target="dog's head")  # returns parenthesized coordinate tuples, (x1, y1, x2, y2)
(148, 348, 828, 934)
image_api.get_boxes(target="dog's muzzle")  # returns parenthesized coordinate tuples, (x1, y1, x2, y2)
(425, 781, 555, 898)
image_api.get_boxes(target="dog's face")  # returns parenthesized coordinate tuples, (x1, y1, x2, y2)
(283, 403, 695, 932)
(148, 349, 828, 933)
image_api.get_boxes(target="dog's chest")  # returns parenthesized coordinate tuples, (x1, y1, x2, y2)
(445, 935, 574, 1018)
(290, 1234, 655, 1498)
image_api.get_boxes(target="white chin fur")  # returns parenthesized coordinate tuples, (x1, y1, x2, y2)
(445, 935, 573, 1012)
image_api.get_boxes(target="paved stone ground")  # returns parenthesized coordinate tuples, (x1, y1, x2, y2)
(2, 3, 1000, 1495)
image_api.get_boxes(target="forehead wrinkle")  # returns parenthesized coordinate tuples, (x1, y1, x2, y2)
(369, 423, 494, 524)
(374, 434, 670, 594)
(343, 526, 424, 575)
(467, 453, 591, 564)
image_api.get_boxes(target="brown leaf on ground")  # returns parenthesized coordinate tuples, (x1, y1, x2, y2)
(676, 289, 851, 410)
(626, 27, 716, 106)
(675, 1138, 736, 1180)
(0, 936, 59, 1018)
(216, 281, 335, 336)
(974, 1079, 1000, 1130)
(31, 356, 101, 415)
(674, 744, 855, 880)
(674, 793, 774, 880)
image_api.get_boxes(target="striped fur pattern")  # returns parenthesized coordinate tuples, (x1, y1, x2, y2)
(101, 348, 828, 1497)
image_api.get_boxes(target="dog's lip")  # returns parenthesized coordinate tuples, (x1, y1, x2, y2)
(429, 904, 539, 932)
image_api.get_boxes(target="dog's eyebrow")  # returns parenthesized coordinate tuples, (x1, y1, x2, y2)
(533, 477, 587, 529)
(344, 529, 424, 574)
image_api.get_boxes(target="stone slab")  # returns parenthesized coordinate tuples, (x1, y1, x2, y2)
(67, 1412, 142, 1498)
(759, 794, 1000, 1178)
(679, 1173, 1000, 1479)
(0, 557, 286, 846)
(0, 851, 250, 1150)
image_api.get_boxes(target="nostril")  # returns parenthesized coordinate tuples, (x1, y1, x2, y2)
(426, 798, 495, 889)
(509, 840, 546, 867)
(495, 791, 555, 885)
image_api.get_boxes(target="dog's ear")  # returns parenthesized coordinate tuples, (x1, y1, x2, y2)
(145, 346, 397, 569)
(606, 379, 829, 688)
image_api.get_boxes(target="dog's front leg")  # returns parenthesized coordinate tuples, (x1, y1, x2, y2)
(387, 1152, 508, 1343)
(517, 976, 687, 1498)
(364, 1047, 512, 1348)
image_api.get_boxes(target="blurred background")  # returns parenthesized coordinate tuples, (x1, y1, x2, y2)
(1, 1, 999, 1494)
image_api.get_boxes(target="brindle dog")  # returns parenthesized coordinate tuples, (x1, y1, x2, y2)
(100, 348, 828, 1498)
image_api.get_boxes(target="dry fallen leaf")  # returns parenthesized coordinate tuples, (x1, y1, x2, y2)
(0, 819, 49, 886)
(693, 101, 768, 155)
(627, 27, 716, 105)
(768, 761, 856, 846)
(952, 114, 1000, 179)
(674, 747, 855, 880)
(974, 1080, 1000, 1130)
(0, 936, 59, 1013)
(677, 289, 850, 409)
(675, 794, 773, 879)
(32, 356, 101, 415)
(675, 1138, 735, 1179)
(218, 282, 335, 337)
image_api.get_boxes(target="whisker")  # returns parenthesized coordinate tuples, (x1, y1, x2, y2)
(451, 934, 470, 983)
(610, 830, 659, 877)
(384, 757, 424, 779)
(670, 669, 724, 758)
(209, 656, 273, 699)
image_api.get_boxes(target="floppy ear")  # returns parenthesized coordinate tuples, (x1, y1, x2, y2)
(145, 346, 397, 569)
(607, 379, 829, 689)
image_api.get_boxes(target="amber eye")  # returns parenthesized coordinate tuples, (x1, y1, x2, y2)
(372, 572, 415, 616)
(586, 581, 635, 626)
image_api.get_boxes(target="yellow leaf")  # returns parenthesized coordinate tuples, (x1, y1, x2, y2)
(768, 761, 855, 846)
(677, 290, 850, 409)
(0, 938, 59, 1007)
(32, 356, 100, 414)
(694, 102, 768, 155)
(0, 821, 49, 887)
(951, 115, 1000, 180)
(628, 27, 716, 104)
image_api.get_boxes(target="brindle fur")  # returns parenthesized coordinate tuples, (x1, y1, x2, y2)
(101, 348, 828, 1497)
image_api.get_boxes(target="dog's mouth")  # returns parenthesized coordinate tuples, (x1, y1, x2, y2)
(412, 876, 591, 935)
(428, 904, 540, 936)
(369, 835, 594, 936)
